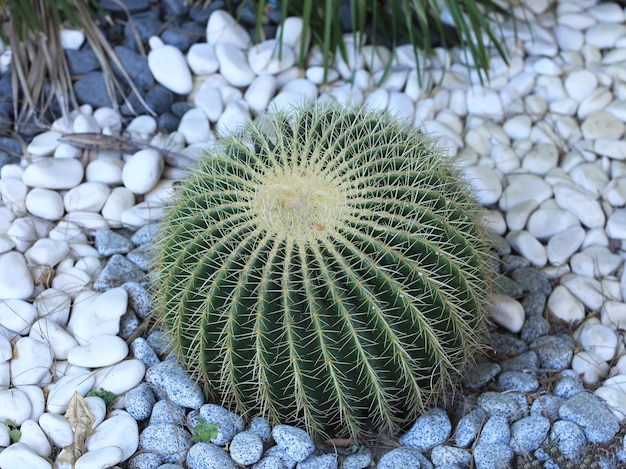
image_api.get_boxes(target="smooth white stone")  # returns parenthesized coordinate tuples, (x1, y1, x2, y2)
(595, 386, 626, 421)
(305, 66, 339, 85)
(0, 235, 14, 254)
(561, 273, 604, 310)
(19, 419, 52, 458)
(145, 179, 176, 204)
(244, 75, 277, 115)
(572, 246, 623, 277)
(533, 57, 562, 75)
(603, 177, 626, 206)
(101, 187, 136, 229)
(0, 334, 10, 362)
(19, 385, 46, 422)
(577, 87, 613, 119)
(0, 442, 51, 469)
(459, 165, 501, 206)
(466, 86, 503, 119)
(25, 238, 70, 267)
(72, 113, 99, 134)
(25, 188, 64, 221)
(248, 39, 295, 75)
(121, 201, 165, 228)
(63, 182, 111, 212)
(548, 285, 585, 324)
(84, 396, 107, 429)
(569, 163, 609, 197)
(602, 300, 626, 330)
(558, 11, 596, 29)
(506, 200, 537, 231)
(60, 28, 85, 50)
(606, 99, 626, 121)
(564, 69, 597, 101)
(489, 294, 525, 333)
(75, 445, 123, 469)
(148, 42, 192, 95)
(581, 111, 625, 140)
(186, 43, 219, 75)
(64, 211, 108, 230)
(29, 318, 78, 360)
(27, 131, 62, 157)
(46, 371, 95, 413)
(607, 208, 626, 239)
(522, 143, 559, 175)
(526, 207, 580, 241)
(93, 107, 122, 131)
(68, 288, 128, 344)
(10, 337, 53, 385)
(275, 17, 308, 61)
(586, 23, 626, 49)
(22, 158, 84, 190)
(572, 351, 609, 385)
(86, 157, 124, 185)
(0, 177, 27, 215)
(0, 205, 15, 232)
(122, 149, 164, 195)
(50, 267, 91, 298)
(0, 389, 32, 425)
(92, 359, 146, 396)
(502, 115, 532, 140)
(206, 10, 250, 48)
(483, 210, 506, 235)
(0, 251, 34, 300)
(216, 100, 250, 136)
(506, 230, 547, 267)
(73, 257, 102, 278)
(578, 321, 618, 361)
(589, 2, 625, 22)
(34, 288, 71, 324)
(547, 225, 585, 265)
(553, 183, 605, 228)
(86, 410, 138, 461)
(193, 86, 223, 123)
(420, 120, 462, 157)
(67, 334, 128, 368)
(602, 48, 626, 65)
(48, 221, 87, 244)
(490, 145, 520, 174)
(0, 299, 37, 334)
(499, 174, 553, 211)
(554, 24, 585, 51)
(524, 94, 548, 117)
(281, 78, 318, 101)
(7, 217, 39, 252)
(435, 110, 463, 135)
(334, 36, 365, 79)
(215, 43, 256, 87)
(595, 139, 626, 159)
(38, 412, 73, 447)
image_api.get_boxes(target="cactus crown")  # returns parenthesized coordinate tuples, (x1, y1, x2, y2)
(152, 103, 494, 440)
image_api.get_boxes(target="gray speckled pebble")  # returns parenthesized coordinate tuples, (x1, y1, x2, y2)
(463, 361, 501, 389)
(139, 423, 192, 463)
(511, 267, 551, 295)
(500, 350, 538, 372)
(271, 424, 315, 462)
(342, 451, 372, 469)
(399, 408, 451, 451)
(131, 337, 161, 367)
(95, 228, 134, 256)
(156, 465, 182, 469)
(476, 415, 510, 446)
(93, 253, 146, 290)
(128, 244, 153, 270)
(122, 281, 152, 318)
(229, 430, 264, 465)
(553, 375, 584, 398)
(498, 371, 539, 392)
(263, 445, 296, 468)
(530, 395, 564, 421)
(199, 404, 244, 446)
(495, 275, 524, 297)
(558, 392, 619, 443)
(119, 309, 140, 339)
(149, 399, 186, 425)
(430, 445, 471, 466)
(147, 329, 172, 356)
(473, 443, 514, 469)
(510, 415, 550, 454)
(128, 451, 163, 469)
(131, 223, 160, 245)
(549, 420, 587, 461)
(252, 455, 285, 469)
(297, 452, 338, 469)
(454, 408, 487, 448)
(530, 335, 573, 370)
(376, 448, 424, 469)
(186, 442, 235, 469)
(490, 332, 528, 356)
(125, 383, 156, 420)
(520, 315, 550, 343)
(249, 416, 272, 442)
(145, 360, 204, 409)
(521, 291, 547, 316)
(477, 392, 520, 420)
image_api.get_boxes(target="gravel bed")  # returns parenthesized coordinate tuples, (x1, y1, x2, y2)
(1, 0, 626, 468)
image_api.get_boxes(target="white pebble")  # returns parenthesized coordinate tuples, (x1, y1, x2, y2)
(46, 371, 95, 413)
(561, 273, 604, 311)
(26, 131, 62, 157)
(0, 388, 33, 425)
(68, 288, 128, 344)
(606, 208, 626, 239)
(51, 267, 91, 298)
(0, 299, 37, 334)
(38, 412, 73, 447)
(206, 10, 250, 49)
(215, 43, 256, 87)
(506, 230, 547, 267)
(572, 350, 609, 385)
(63, 182, 111, 212)
(186, 43, 219, 75)
(577, 87, 613, 119)
(0, 442, 52, 469)
(121, 201, 165, 228)
(92, 359, 146, 396)
(64, 211, 109, 231)
(581, 111, 625, 140)
(193, 86, 223, 122)
(601, 301, 626, 330)
(244, 75, 277, 115)
(463, 165, 502, 206)
(564, 69, 597, 101)
(248, 39, 295, 75)
(178, 108, 211, 145)
(0, 178, 27, 215)
(34, 288, 71, 324)
(522, 143, 559, 175)
(25, 238, 70, 267)
(499, 174, 553, 211)
(585, 23, 626, 49)
(594, 139, 626, 160)
(489, 294, 525, 333)
(67, 334, 129, 368)
(86, 157, 124, 185)
(22, 158, 84, 190)
(29, 318, 78, 360)
(101, 187, 136, 228)
(19, 419, 51, 458)
(86, 410, 138, 461)
(547, 225, 585, 265)
(10, 338, 53, 386)
(466, 85, 503, 119)
(148, 40, 192, 95)
(75, 445, 123, 469)
(216, 100, 250, 136)
(122, 149, 164, 195)
(553, 183, 605, 228)
(578, 322, 618, 361)
(594, 386, 626, 421)
(25, 188, 64, 221)
(548, 285, 585, 324)
(527, 207, 580, 240)
(0, 251, 34, 299)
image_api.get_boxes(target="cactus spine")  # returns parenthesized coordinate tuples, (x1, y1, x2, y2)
(153, 103, 493, 440)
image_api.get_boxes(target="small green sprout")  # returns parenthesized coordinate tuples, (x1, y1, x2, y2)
(86, 388, 117, 406)
(4, 419, 21, 443)
(191, 417, 219, 442)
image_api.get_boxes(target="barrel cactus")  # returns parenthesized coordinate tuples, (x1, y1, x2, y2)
(152, 103, 493, 440)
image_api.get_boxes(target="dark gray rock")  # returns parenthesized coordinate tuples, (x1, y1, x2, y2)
(511, 267, 552, 295)
(100, 0, 151, 13)
(131, 223, 159, 245)
(464, 361, 501, 389)
(500, 350, 538, 373)
(74, 71, 120, 108)
(473, 443, 514, 469)
(66, 48, 101, 75)
(122, 281, 152, 318)
(114, 45, 154, 89)
(377, 448, 425, 469)
(199, 404, 244, 446)
(160, 0, 189, 16)
(189, 1, 224, 23)
(95, 229, 134, 256)
(119, 309, 140, 339)
(158, 112, 180, 132)
(530, 394, 564, 421)
(521, 291, 547, 316)
(93, 253, 146, 290)
(550, 420, 588, 461)
(476, 415, 510, 446)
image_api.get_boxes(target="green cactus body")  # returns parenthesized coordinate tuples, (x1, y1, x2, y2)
(153, 103, 493, 440)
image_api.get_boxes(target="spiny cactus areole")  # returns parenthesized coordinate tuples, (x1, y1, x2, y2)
(152, 103, 494, 440)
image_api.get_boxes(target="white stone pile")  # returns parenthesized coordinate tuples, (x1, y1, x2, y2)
(0, 0, 626, 466)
